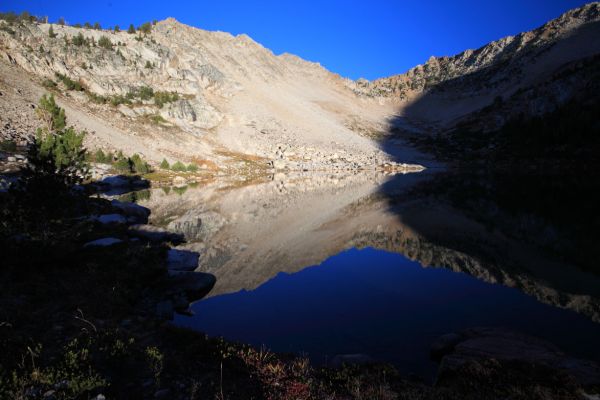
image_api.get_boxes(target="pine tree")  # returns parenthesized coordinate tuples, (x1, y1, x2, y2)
(160, 158, 170, 169)
(36, 94, 66, 134)
(31, 94, 88, 184)
(48, 26, 57, 38)
(127, 24, 136, 34)
(94, 149, 107, 163)
(171, 161, 187, 172)
(139, 22, 152, 34)
(187, 163, 198, 172)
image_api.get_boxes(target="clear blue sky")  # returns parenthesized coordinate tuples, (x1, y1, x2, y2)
(1, 0, 592, 80)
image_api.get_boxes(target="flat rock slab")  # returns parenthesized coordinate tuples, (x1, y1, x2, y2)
(167, 248, 199, 271)
(84, 237, 123, 247)
(95, 214, 128, 225)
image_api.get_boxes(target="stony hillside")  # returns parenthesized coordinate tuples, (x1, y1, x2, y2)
(1, 3, 599, 170)
(0, 17, 414, 171)
(355, 1, 600, 128)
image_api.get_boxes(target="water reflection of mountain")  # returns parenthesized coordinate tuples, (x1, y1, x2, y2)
(139, 171, 600, 323)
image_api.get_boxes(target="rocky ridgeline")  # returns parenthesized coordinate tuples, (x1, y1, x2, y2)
(345, 3, 600, 135)
(351, 3, 600, 101)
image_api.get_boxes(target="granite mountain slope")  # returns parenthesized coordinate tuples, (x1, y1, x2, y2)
(1, 3, 599, 169)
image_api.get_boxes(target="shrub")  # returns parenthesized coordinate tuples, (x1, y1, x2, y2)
(38, 126, 87, 172)
(72, 32, 85, 46)
(127, 24, 135, 34)
(55, 73, 83, 91)
(159, 158, 170, 169)
(113, 156, 132, 173)
(139, 22, 152, 34)
(0, 11, 18, 24)
(144, 60, 153, 69)
(72, 23, 82, 28)
(149, 114, 166, 125)
(42, 79, 57, 90)
(94, 149, 111, 164)
(186, 164, 198, 172)
(32, 95, 88, 182)
(87, 92, 108, 104)
(138, 86, 154, 100)
(48, 25, 57, 38)
(109, 95, 130, 107)
(170, 161, 186, 172)
(153, 91, 179, 108)
(98, 35, 113, 49)
(130, 154, 151, 174)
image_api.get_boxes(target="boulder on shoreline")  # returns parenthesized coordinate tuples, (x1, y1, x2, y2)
(432, 327, 600, 388)
(128, 224, 184, 243)
(167, 248, 199, 271)
(168, 271, 216, 303)
(111, 200, 150, 224)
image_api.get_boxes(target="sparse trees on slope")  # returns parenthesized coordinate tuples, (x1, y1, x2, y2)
(30, 94, 88, 185)
(98, 36, 113, 49)
(36, 94, 65, 134)
(139, 22, 152, 34)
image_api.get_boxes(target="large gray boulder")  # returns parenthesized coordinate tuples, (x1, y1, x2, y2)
(168, 272, 216, 303)
(167, 248, 199, 271)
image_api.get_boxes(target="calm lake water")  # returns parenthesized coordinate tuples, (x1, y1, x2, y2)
(133, 170, 600, 379)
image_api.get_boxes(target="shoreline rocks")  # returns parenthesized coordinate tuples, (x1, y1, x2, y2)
(432, 327, 600, 388)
